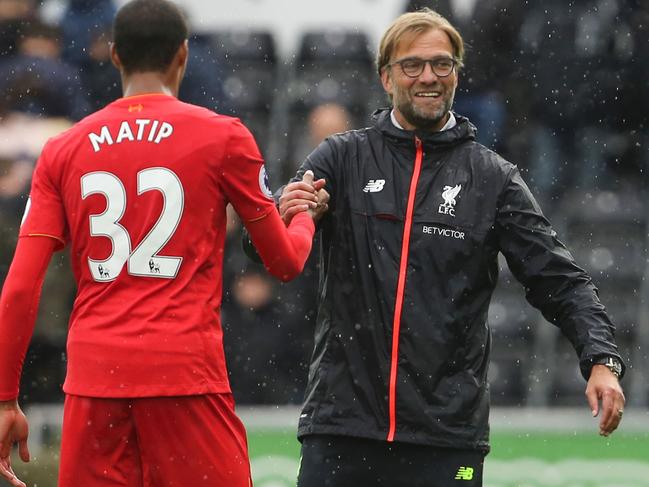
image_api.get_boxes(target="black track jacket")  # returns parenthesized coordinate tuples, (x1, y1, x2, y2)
(267, 109, 623, 452)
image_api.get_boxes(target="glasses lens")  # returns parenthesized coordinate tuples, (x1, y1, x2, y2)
(400, 59, 424, 77)
(433, 59, 454, 77)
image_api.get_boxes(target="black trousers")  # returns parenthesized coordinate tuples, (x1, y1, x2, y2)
(297, 434, 485, 487)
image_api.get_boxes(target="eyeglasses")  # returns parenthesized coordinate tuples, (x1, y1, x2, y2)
(388, 57, 458, 78)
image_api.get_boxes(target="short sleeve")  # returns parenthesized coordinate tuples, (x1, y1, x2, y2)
(19, 143, 68, 248)
(218, 120, 276, 222)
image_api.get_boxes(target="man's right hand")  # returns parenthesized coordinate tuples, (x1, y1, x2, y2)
(0, 400, 29, 487)
(279, 170, 328, 224)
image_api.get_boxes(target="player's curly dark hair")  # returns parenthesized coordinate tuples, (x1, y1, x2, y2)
(113, 0, 188, 74)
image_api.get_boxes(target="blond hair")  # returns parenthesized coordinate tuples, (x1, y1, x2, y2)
(376, 8, 465, 76)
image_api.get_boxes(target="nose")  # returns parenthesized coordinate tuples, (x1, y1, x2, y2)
(418, 61, 438, 83)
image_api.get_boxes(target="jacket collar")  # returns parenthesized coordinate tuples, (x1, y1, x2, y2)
(372, 107, 476, 149)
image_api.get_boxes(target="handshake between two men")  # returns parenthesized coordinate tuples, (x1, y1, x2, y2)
(279, 170, 330, 224)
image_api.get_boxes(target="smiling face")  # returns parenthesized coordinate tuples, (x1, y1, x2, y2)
(381, 28, 458, 132)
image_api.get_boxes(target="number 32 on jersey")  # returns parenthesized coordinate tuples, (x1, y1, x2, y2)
(81, 167, 184, 282)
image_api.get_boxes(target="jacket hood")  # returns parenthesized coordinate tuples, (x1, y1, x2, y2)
(371, 107, 476, 149)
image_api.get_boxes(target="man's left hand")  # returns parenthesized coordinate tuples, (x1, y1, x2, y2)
(585, 365, 625, 437)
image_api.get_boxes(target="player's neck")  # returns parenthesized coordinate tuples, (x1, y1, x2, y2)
(121, 72, 178, 99)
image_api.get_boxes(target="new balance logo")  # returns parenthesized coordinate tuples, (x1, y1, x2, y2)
(454, 466, 474, 481)
(363, 179, 385, 193)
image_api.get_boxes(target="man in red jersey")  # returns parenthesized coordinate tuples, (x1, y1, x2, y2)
(0, 1, 326, 486)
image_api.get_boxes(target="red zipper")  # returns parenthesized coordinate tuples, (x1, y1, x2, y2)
(387, 136, 423, 442)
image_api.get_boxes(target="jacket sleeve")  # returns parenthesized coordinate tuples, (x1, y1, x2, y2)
(495, 166, 624, 380)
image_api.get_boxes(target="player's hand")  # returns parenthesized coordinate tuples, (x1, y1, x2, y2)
(585, 365, 625, 437)
(301, 170, 329, 221)
(0, 400, 29, 487)
(308, 186, 330, 222)
(279, 170, 326, 225)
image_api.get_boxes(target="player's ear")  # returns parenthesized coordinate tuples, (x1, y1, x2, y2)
(172, 40, 189, 86)
(176, 39, 189, 70)
(110, 43, 122, 70)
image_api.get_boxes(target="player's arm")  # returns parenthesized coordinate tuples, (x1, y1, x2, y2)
(245, 171, 328, 281)
(221, 121, 326, 281)
(242, 138, 337, 264)
(0, 236, 58, 487)
(245, 211, 313, 282)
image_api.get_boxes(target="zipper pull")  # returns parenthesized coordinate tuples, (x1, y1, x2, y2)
(415, 136, 423, 158)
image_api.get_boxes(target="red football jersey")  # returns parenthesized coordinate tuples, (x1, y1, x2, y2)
(20, 94, 283, 397)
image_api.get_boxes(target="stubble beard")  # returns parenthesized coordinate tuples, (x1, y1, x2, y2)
(395, 86, 455, 131)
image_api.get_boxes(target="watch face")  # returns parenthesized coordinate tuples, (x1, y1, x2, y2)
(605, 358, 622, 376)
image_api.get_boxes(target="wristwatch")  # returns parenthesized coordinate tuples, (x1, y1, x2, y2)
(594, 356, 623, 379)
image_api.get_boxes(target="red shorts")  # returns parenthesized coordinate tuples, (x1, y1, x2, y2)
(58, 393, 252, 487)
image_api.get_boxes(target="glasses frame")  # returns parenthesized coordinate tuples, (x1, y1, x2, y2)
(388, 56, 458, 79)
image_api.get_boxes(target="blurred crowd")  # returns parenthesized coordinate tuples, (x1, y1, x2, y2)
(1, 0, 648, 407)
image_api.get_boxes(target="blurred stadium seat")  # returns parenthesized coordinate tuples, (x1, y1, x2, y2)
(177, 33, 229, 114)
(293, 30, 376, 111)
(276, 29, 382, 180)
(208, 30, 279, 154)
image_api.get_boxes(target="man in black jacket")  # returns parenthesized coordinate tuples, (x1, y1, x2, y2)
(272, 9, 626, 487)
